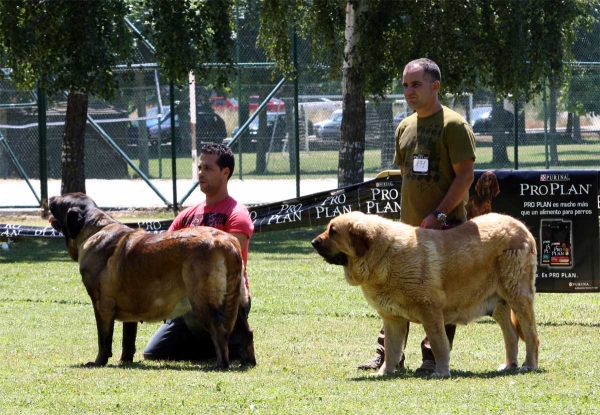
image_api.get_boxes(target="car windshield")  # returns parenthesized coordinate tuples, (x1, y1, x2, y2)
(134, 107, 168, 127)
(470, 107, 492, 123)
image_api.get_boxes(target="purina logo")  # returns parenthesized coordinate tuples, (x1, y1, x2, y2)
(540, 174, 570, 182)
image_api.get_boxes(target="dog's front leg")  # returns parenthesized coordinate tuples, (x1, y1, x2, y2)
(88, 305, 115, 366)
(120, 322, 137, 363)
(377, 317, 408, 376)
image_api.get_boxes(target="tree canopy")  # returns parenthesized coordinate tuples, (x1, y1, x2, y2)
(258, 0, 596, 185)
(0, 0, 133, 98)
(260, 0, 595, 99)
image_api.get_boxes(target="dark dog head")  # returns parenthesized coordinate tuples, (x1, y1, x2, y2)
(311, 212, 375, 268)
(49, 193, 99, 260)
(475, 171, 500, 198)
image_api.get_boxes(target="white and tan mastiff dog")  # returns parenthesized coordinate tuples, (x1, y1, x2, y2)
(312, 211, 539, 377)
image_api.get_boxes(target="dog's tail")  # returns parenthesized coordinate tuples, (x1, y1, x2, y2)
(511, 310, 525, 341)
(223, 239, 245, 335)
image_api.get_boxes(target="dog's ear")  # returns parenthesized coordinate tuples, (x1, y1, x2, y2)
(490, 174, 500, 197)
(474, 173, 484, 196)
(65, 207, 86, 239)
(349, 220, 372, 258)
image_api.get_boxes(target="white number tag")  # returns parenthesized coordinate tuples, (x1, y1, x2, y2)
(413, 154, 429, 174)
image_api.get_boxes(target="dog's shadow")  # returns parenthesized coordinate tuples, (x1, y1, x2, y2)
(351, 367, 546, 381)
(68, 360, 255, 373)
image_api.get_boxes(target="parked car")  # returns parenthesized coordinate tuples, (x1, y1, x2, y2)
(249, 95, 285, 112)
(297, 96, 342, 111)
(128, 106, 227, 148)
(469, 106, 525, 134)
(211, 96, 238, 111)
(314, 109, 343, 141)
(228, 112, 313, 152)
(394, 111, 407, 127)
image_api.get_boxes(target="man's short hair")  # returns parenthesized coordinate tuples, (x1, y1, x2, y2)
(404, 58, 441, 83)
(201, 143, 235, 179)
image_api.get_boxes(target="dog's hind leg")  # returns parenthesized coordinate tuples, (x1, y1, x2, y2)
(492, 300, 519, 371)
(498, 248, 539, 372)
(189, 301, 230, 370)
(378, 317, 408, 376)
(507, 299, 539, 372)
(234, 305, 256, 366)
(119, 322, 138, 363)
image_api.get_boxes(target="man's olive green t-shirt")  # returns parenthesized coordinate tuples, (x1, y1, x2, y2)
(394, 106, 476, 226)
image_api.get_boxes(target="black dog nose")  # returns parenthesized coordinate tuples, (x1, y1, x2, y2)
(311, 239, 320, 248)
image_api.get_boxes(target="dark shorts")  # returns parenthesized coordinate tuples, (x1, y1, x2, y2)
(143, 298, 251, 361)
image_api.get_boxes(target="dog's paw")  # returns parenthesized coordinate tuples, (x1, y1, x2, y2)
(83, 361, 105, 368)
(518, 365, 537, 373)
(497, 362, 519, 372)
(240, 356, 257, 367)
(430, 371, 451, 378)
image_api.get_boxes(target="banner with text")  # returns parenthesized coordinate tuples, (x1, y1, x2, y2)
(471, 170, 599, 293)
(1, 170, 598, 293)
(249, 173, 402, 233)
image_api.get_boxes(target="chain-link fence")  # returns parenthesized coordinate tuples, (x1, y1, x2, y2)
(1, 16, 599, 209)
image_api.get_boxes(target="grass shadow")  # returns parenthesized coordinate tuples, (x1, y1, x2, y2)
(0, 237, 70, 263)
(351, 367, 546, 381)
(68, 359, 256, 373)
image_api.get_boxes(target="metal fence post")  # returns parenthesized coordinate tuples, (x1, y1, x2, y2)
(170, 80, 178, 215)
(292, 25, 300, 197)
(514, 99, 519, 170)
(37, 84, 48, 209)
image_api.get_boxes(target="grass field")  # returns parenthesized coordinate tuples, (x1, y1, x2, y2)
(1, 228, 599, 414)
(129, 139, 600, 181)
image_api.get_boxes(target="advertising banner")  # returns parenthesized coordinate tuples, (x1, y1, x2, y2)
(469, 170, 599, 293)
(249, 173, 401, 233)
(1, 170, 598, 293)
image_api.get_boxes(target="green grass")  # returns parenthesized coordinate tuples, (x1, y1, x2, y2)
(128, 141, 600, 181)
(1, 230, 599, 414)
(127, 149, 389, 180)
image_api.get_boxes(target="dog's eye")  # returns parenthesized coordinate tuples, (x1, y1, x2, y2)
(329, 227, 336, 237)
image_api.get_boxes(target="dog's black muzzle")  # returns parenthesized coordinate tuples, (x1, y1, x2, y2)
(311, 238, 348, 266)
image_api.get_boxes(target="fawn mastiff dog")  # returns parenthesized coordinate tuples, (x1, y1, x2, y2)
(311, 211, 539, 377)
(49, 192, 255, 369)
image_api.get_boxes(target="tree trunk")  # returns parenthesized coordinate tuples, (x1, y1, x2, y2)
(339, 0, 366, 187)
(61, 91, 88, 195)
(491, 99, 509, 166)
(573, 115, 581, 143)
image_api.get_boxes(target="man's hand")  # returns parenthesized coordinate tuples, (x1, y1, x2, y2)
(420, 214, 444, 229)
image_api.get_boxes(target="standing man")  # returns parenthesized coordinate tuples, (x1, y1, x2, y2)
(143, 143, 254, 361)
(358, 58, 475, 373)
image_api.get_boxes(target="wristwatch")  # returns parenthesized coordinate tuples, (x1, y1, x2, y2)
(433, 210, 447, 224)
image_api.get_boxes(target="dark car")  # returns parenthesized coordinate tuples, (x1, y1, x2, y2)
(314, 109, 342, 141)
(394, 111, 407, 127)
(470, 106, 525, 135)
(128, 106, 227, 149)
(228, 112, 313, 152)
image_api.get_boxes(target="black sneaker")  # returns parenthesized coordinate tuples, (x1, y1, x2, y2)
(415, 360, 436, 374)
(357, 354, 384, 370)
